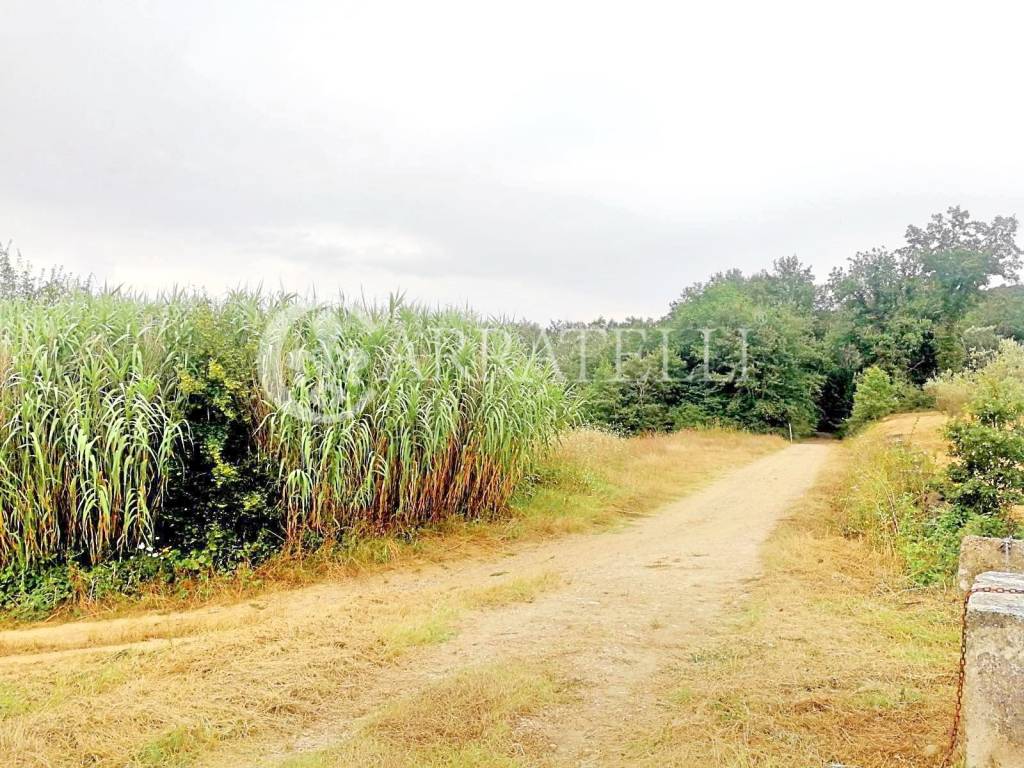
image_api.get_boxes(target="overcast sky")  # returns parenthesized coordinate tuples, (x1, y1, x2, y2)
(3, 1, 1023, 321)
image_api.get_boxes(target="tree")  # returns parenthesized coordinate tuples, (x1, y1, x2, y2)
(825, 208, 1022, 388)
(746, 255, 818, 314)
(902, 206, 1022, 285)
(667, 278, 824, 435)
(845, 366, 898, 432)
(825, 248, 934, 379)
(962, 285, 1024, 343)
(0, 240, 88, 301)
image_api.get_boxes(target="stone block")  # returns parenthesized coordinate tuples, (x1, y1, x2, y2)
(958, 536, 1024, 594)
(964, 571, 1024, 767)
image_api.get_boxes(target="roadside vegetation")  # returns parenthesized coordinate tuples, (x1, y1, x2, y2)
(628, 334, 1024, 765)
(616, 413, 960, 767)
(840, 340, 1024, 587)
(527, 206, 1023, 436)
(0, 426, 781, 623)
(0, 274, 573, 617)
(3, 203, 1024, 620)
(0, 427, 782, 768)
(635, 340, 1024, 765)
(1, 416, 966, 768)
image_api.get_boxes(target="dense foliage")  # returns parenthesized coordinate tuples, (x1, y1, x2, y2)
(937, 340, 1024, 530)
(262, 302, 573, 538)
(4, 204, 1024, 607)
(0, 296, 183, 566)
(528, 207, 1024, 436)
(845, 366, 899, 433)
(844, 342, 1024, 586)
(0, 291, 573, 604)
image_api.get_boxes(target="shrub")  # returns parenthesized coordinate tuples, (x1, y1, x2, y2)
(945, 372, 1024, 519)
(582, 358, 680, 435)
(157, 294, 281, 561)
(845, 366, 899, 432)
(894, 377, 935, 411)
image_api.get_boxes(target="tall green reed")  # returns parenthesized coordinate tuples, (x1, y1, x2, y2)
(0, 292, 574, 567)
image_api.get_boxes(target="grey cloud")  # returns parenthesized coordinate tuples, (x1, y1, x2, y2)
(3, 1, 1023, 322)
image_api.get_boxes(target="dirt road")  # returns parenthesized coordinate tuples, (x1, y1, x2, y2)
(0, 442, 834, 767)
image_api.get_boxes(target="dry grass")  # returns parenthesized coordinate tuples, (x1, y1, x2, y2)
(611, 414, 961, 768)
(870, 411, 950, 463)
(0, 582, 484, 767)
(0, 576, 554, 768)
(0, 427, 782, 767)
(0, 420, 959, 767)
(508, 427, 785, 536)
(461, 572, 562, 610)
(278, 662, 570, 768)
(375, 605, 461, 658)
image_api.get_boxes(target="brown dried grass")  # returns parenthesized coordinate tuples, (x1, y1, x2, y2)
(0, 427, 783, 767)
(612, 414, 961, 768)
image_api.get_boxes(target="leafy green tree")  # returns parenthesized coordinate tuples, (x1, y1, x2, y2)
(961, 285, 1024, 343)
(667, 278, 823, 435)
(902, 206, 1021, 290)
(583, 354, 683, 433)
(825, 207, 1022, 397)
(845, 366, 899, 432)
(825, 247, 935, 381)
(745, 255, 818, 314)
(908, 210, 1021, 369)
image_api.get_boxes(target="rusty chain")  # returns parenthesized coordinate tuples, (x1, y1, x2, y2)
(938, 585, 1024, 768)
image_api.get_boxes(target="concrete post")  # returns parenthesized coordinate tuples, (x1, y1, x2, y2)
(958, 536, 1024, 593)
(965, 571, 1024, 767)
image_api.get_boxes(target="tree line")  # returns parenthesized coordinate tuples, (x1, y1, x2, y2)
(6, 206, 1024, 441)
(524, 207, 1024, 436)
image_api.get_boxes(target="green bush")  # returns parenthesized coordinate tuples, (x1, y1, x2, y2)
(157, 295, 281, 562)
(843, 345, 1024, 586)
(899, 503, 965, 586)
(946, 372, 1024, 519)
(845, 366, 899, 432)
